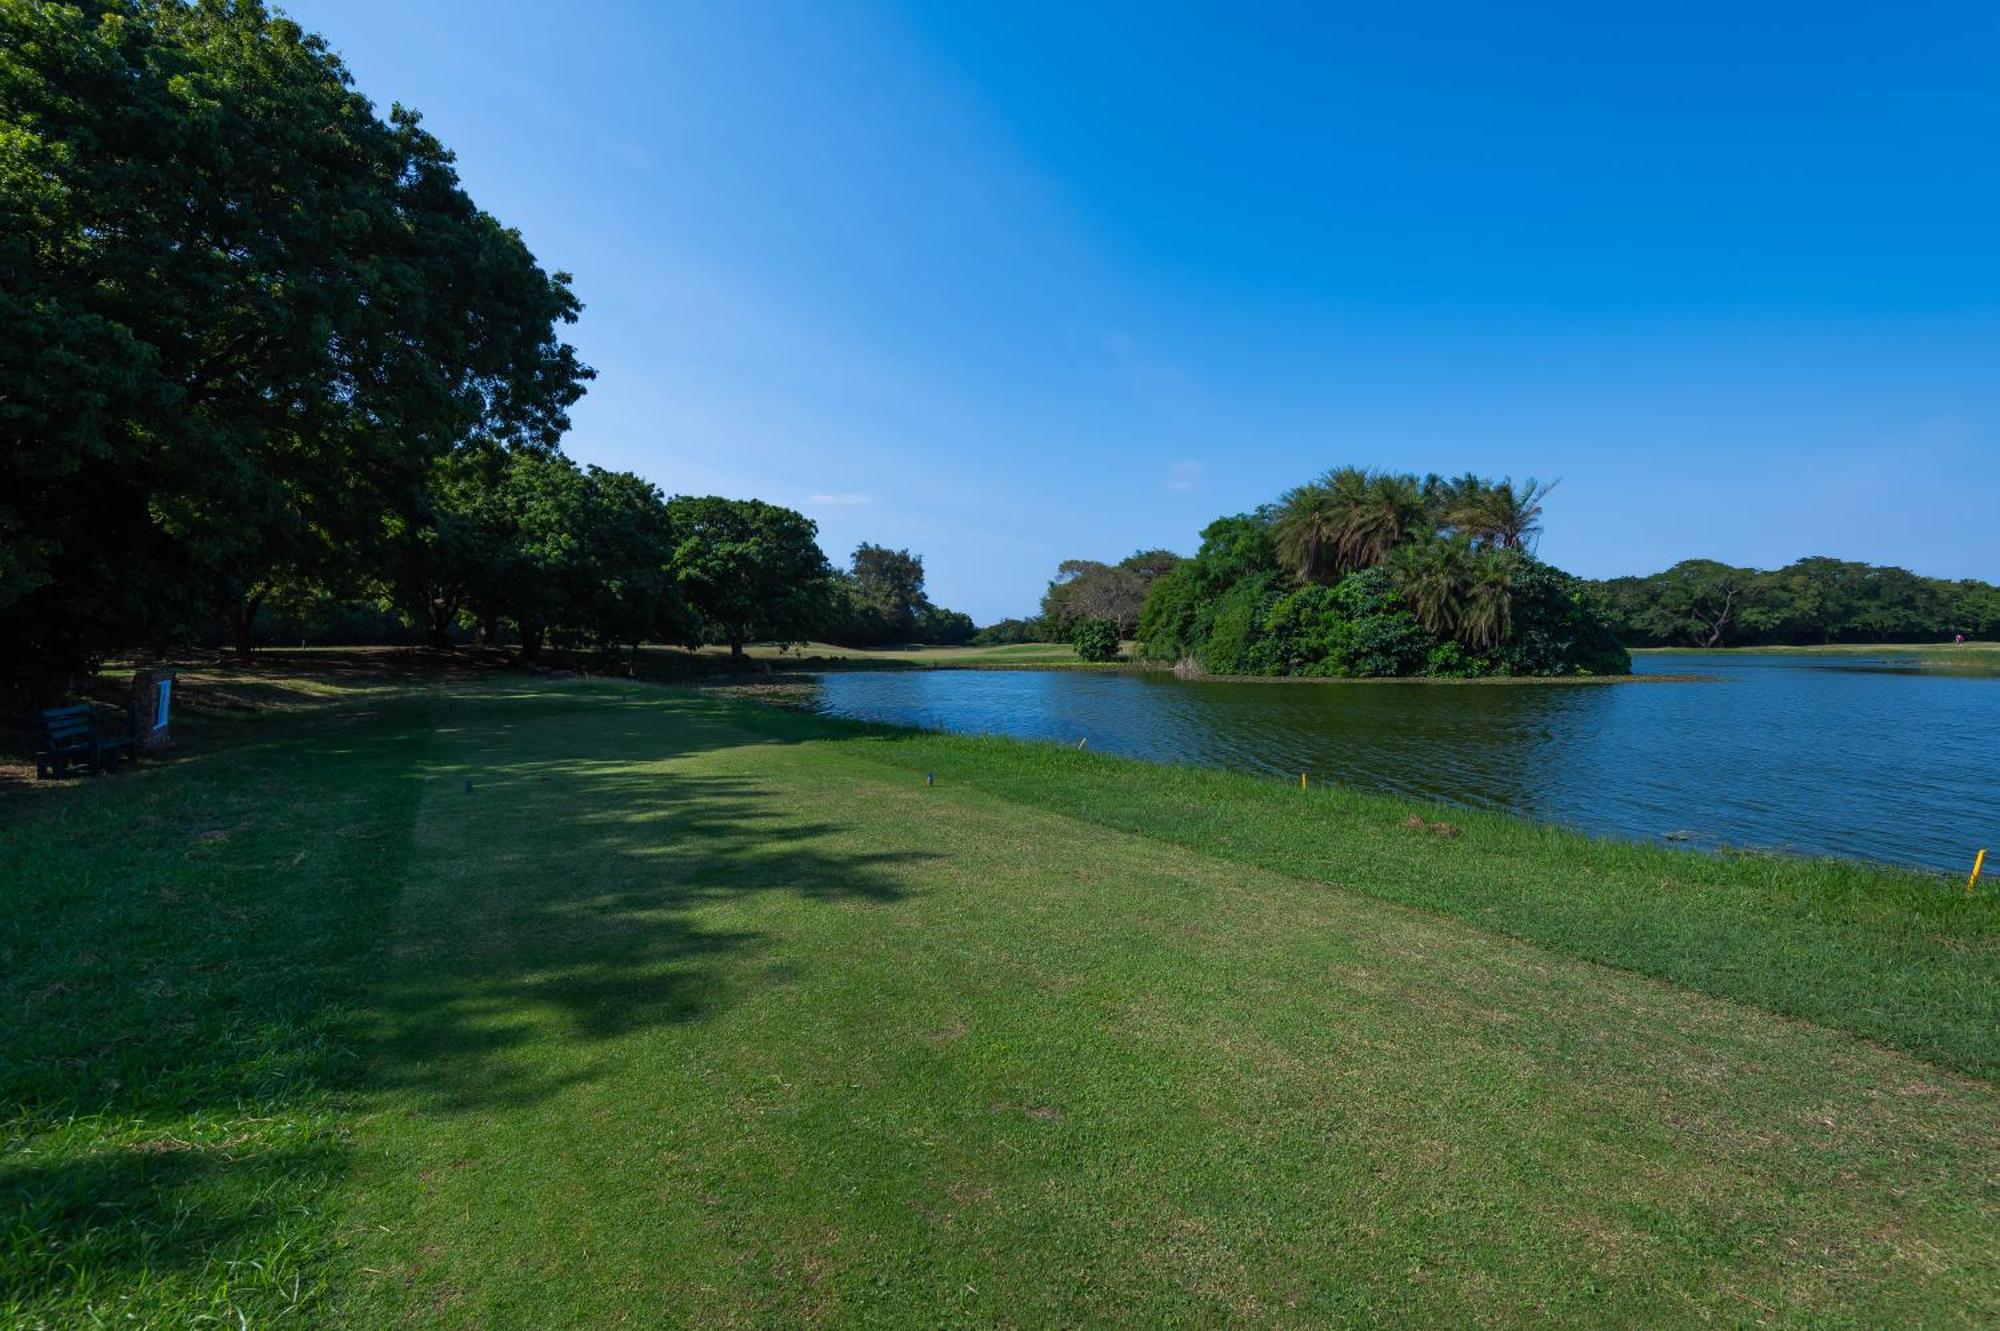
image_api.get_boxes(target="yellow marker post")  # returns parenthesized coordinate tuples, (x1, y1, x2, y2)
(1971, 848, 1988, 896)
(1300, 771, 1308, 791)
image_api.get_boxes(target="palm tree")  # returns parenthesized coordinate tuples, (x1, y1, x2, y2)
(1388, 536, 1472, 637)
(1280, 467, 1438, 584)
(1463, 477, 1557, 552)
(1345, 471, 1434, 569)
(1273, 480, 1344, 584)
(1460, 550, 1517, 649)
(1429, 471, 1488, 532)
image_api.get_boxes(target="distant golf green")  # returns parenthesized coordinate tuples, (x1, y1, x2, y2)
(4, 667, 1996, 1327)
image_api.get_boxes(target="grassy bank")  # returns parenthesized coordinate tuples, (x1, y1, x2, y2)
(1637, 641, 1998, 655)
(1632, 639, 1992, 663)
(4, 666, 1996, 1326)
(1636, 641, 2000, 673)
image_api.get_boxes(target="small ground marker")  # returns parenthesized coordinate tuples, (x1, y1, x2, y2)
(1970, 848, 1987, 895)
(1300, 771, 1308, 791)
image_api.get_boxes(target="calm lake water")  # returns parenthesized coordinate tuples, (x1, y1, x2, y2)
(811, 654, 2000, 871)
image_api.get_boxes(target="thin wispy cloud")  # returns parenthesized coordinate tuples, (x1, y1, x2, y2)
(1166, 461, 1202, 492)
(808, 491, 875, 507)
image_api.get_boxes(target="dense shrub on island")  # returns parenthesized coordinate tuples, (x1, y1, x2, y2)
(1135, 470, 1630, 678)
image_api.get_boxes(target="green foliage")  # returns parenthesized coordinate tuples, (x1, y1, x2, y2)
(1424, 640, 1483, 677)
(1070, 616, 1122, 662)
(1490, 559, 1631, 675)
(666, 497, 833, 657)
(567, 468, 697, 654)
(847, 544, 927, 640)
(1256, 568, 1435, 678)
(1133, 564, 1202, 662)
(1134, 514, 1281, 663)
(917, 606, 977, 645)
(823, 544, 976, 647)
(1138, 473, 1625, 677)
(1312, 569, 1435, 677)
(379, 449, 693, 658)
(972, 616, 1044, 646)
(1191, 512, 1283, 586)
(1591, 557, 2000, 647)
(0, 0, 589, 700)
(1195, 574, 1284, 674)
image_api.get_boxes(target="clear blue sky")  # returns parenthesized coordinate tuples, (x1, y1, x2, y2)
(285, 0, 1999, 622)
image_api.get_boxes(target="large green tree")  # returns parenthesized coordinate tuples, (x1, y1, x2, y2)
(825, 543, 975, 646)
(388, 450, 692, 660)
(571, 467, 694, 660)
(848, 543, 930, 640)
(666, 497, 832, 660)
(0, 0, 588, 699)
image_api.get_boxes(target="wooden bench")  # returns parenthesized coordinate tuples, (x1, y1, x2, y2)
(36, 703, 134, 779)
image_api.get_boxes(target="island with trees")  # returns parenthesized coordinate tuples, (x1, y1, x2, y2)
(1128, 470, 1629, 677)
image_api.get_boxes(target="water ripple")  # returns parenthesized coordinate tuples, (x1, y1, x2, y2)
(811, 655, 2000, 871)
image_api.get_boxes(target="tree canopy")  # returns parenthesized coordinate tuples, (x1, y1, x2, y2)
(665, 497, 833, 659)
(1, 0, 588, 699)
(0, 1, 980, 696)
(824, 543, 975, 647)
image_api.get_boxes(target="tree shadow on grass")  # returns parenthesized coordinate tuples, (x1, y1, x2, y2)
(0, 682, 927, 1310)
(367, 752, 936, 1115)
(0, 702, 438, 1316)
(0, 1142, 342, 1316)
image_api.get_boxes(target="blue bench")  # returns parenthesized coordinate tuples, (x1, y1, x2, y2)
(36, 703, 135, 779)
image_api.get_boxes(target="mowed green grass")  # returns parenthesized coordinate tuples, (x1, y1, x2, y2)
(4, 678, 1997, 1327)
(1636, 641, 2000, 674)
(1637, 641, 1999, 656)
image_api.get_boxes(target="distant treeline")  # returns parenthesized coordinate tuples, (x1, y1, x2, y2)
(1586, 559, 2000, 648)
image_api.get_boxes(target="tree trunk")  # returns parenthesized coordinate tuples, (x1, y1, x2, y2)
(233, 588, 268, 659)
(729, 637, 746, 662)
(520, 623, 544, 662)
(426, 599, 456, 650)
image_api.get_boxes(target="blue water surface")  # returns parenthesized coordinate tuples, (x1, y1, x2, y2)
(810, 653, 1999, 871)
